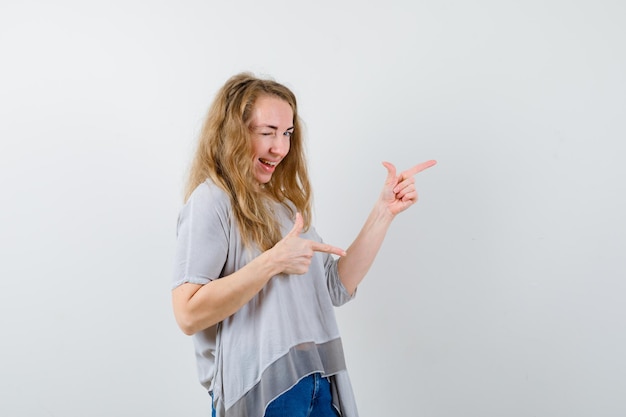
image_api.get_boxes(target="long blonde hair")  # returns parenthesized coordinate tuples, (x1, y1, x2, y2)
(185, 73, 312, 251)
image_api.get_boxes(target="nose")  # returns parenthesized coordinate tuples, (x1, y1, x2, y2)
(269, 136, 290, 157)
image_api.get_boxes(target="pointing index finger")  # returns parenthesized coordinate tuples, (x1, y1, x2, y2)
(311, 241, 347, 257)
(401, 160, 437, 179)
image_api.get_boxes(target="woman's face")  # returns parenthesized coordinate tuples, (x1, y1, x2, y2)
(249, 95, 294, 184)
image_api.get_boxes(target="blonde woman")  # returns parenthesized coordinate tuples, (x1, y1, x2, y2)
(172, 73, 436, 417)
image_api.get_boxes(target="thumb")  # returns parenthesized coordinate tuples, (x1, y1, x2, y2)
(287, 212, 304, 237)
(382, 161, 397, 184)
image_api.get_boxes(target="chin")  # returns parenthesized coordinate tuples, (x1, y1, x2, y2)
(255, 176, 272, 184)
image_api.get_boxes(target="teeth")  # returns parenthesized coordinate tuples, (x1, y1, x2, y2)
(260, 159, 277, 166)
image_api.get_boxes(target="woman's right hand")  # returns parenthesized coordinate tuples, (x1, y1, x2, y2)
(271, 213, 346, 275)
(173, 213, 344, 334)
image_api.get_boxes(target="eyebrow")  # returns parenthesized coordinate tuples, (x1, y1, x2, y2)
(255, 125, 294, 131)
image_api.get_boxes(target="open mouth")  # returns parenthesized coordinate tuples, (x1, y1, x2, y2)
(259, 158, 278, 167)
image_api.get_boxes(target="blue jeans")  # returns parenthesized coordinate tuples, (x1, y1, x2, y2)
(211, 373, 339, 417)
(264, 373, 339, 417)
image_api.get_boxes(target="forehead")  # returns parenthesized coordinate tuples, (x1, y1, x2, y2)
(250, 95, 293, 127)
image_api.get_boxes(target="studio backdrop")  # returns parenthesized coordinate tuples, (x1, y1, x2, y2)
(1, 1, 625, 416)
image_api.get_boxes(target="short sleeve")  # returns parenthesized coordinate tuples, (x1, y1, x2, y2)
(308, 226, 356, 306)
(172, 182, 231, 289)
(324, 254, 356, 306)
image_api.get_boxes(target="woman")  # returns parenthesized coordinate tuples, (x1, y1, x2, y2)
(172, 73, 435, 417)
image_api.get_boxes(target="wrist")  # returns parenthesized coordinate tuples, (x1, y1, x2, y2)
(373, 200, 396, 224)
(256, 247, 283, 278)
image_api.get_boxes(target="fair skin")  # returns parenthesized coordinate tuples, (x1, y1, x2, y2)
(249, 95, 294, 185)
(172, 94, 436, 335)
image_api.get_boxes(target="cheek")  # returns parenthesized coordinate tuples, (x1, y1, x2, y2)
(251, 137, 264, 157)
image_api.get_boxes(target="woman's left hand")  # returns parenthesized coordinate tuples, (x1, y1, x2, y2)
(380, 160, 437, 216)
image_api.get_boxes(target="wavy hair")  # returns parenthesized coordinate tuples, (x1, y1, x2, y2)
(184, 73, 312, 251)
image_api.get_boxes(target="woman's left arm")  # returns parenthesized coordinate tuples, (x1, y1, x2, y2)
(337, 160, 436, 295)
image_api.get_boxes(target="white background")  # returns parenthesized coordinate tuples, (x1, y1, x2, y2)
(1, 0, 625, 416)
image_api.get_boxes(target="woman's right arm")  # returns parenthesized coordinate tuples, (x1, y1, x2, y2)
(172, 250, 281, 335)
(172, 213, 345, 335)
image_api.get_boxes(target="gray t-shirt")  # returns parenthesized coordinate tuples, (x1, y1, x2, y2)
(173, 180, 359, 417)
